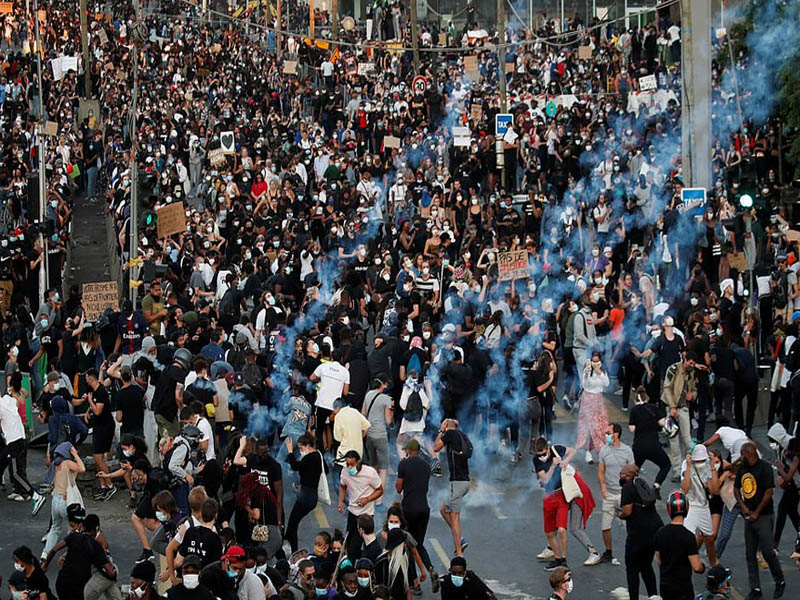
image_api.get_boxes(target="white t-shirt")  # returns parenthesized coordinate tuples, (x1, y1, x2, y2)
(0, 394, 24, 444)
(313, 361, 350, 410)
(715, 426, 748, 461)
(197, 416, 216, 461)
(321, 61, 334, 77)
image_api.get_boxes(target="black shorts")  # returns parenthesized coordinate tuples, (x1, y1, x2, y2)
(316, 407, 333, 428)
(92, 425, 114, 454)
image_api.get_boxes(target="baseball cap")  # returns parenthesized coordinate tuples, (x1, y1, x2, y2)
(233, 372, 245, 387)
(222, 545, 246, 562)
(706, 565, 731, 591)
(182, 554, 203, 569)
(130, 560, 157, 583)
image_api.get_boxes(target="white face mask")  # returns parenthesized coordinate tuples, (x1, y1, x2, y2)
(565, 579, 573, 594)
(183, 574, 199, 590)
(769, 442, 779, 452)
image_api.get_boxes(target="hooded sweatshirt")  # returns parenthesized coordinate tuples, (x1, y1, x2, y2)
(768, 422, 798, 486)
(48, 395, 88, 452)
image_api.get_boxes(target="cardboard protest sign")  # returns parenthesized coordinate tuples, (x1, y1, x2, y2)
(470, 105, 483, 121)
(97, 27, 108, 46)
(785, 230, 800, 243)
(438, 32, 447, 46)
(463, 55, 478, 73)
(453, 126, 471, 148)
(498, 250, 529, 281)
(208, 148, 226, 166)
(505, 61, 515, 73)
(156, 202, 187, 238)
(578, 45, 592, 60)
(44, 121, 58, 137)
(0, 281, 12, 313)
(283, 60, 297, 74)
(383, 136, 401, 149)
(82, 281, 119, 320)
(357, 62, 375, 76)
(0, 3, 13, 14)
(728, 252, 747, 272)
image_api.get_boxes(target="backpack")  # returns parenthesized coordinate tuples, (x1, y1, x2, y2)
(219, 288, 236, 317)
(406, 352, 422, 378)
(784, 339, 800, 372)
(451, 430, 473, 459)
(163, 439, 191, 484)
(773, 270, 789, 309)
(404, 389, 424, 422)
(633, 477, 656, 508)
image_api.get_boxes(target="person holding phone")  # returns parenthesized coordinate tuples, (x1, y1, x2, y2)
(577, 351, 609, 464)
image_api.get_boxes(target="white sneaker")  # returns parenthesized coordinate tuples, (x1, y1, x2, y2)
(583, 552, 601, 566)
(536, 546, 555, 561)
(585, 450, 594, 464)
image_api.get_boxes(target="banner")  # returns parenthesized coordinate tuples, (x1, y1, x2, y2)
(208, 148, 226, 167)
(498, 250, 529, 281)
(383, 135, 401, 149)
(156, 202, 187, 238)
(82, 281, 119, 320)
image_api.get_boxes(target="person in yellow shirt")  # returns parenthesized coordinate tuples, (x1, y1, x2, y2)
(332, 398, 371, 466)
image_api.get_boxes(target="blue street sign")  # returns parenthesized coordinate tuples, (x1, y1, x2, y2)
(495, 113, 513, 136)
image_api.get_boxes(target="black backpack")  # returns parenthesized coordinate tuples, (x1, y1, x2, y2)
(404, 389, 424, 422)
(785, 340, 800, 372)
(451, 430, 473, 459)
(633, 477, 657, 508)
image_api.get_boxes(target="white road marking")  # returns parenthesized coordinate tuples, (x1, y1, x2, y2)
(314, 504, 329, 528)
(429, 537, 450, 568)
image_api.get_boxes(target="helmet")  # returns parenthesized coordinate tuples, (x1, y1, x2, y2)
(706, 565, 731, 591)
(181, 424, 202, 444)
(173, 347, 193, 370)
(666, 490, 689, 519)
(663, 415, 679, 438)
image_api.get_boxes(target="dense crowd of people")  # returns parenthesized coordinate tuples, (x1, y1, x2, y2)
(2, 0, 800, 599)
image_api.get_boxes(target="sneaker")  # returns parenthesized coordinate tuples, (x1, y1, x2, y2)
(585, 450, 594, 464)
(774, 580, 785, 599)
(611, 557, 621, 566)
(430, 571, 440, 594)
(745, 588, 762, 600)
(102, 487, 117, 501)
(459, 538, 469, 552)
(92, 488, 107, 500)
(136, 549, 154, 564)
(511, 452, 521, 463)
(584, 552, 602, 566)
(544, 559, 562, 572)
(412, 585, 422, 596)
(431, 459, 443, 477)
(537, 546, 555, 561)
(562, 395, 572, 410)
(7, 493, 25, 502)
(31, 492, 46, 516)
(599, 550, 613, 564)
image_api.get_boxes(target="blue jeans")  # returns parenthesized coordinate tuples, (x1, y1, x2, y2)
(171, 482, 190, 517)
(44, 495, 69, 557)
(87, 166, 98, 198)
(715, 503, 741, 557)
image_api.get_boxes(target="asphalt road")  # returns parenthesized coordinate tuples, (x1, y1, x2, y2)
(3, 391, 799, 600)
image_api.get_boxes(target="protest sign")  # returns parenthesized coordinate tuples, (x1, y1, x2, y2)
(283, 60, 297, 74)
(220, 131, 235, 154)
(44, 121, 58, 137)
(82, 282, 119, 320)
(0, 281, 12, 313)
(156, 203, 187, 238)
(97, 27, 108, 46)
(498, 250, 529, 281)
(0, 3, 13, 14)
(470, 104, 483, 121)
(578, 45, 592, 60)
(639, 74, 657, 91)
(463, 55, 478, 73)
(208, 148, 226, 166)
(453, 126, 471, 148)
(357, 62, 375, 75)
(383, 136, 401, 149)
(438, 32, 447, 46)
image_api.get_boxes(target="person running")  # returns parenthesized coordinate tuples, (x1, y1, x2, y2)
(0, 388, 45, 512)
(284, 434, 324, 552)
(338, 450, 384, 561)
(433, 418, 472, 557)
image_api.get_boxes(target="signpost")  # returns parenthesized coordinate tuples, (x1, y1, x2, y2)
(82, 281, 119, 320)
(412, 75, 427, 94)
(495, 113, 513, 137)
(498, 250, 529, 281)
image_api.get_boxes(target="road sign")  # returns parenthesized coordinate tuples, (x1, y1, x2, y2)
(545, 101, 557, 117)
(681, 187, 706, 206)
(495, 113, 513, 136)
(412, 76, 428, 94)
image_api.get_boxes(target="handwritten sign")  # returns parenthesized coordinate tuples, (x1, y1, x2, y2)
(438, 32, 447, 46)
(283, 60, 297, 74)
(578, 45, 592, 60)
(453, 126, 471, 148)
(498, 250, 529, 281)
(505, 61, 515, 73)
(383, 135, 400, 149)
(639, 74, 657, 91)
(463, 55, 478, 73)
(728, 252, 747, 272)
(0, 281, 13, 313)
(357, 62, 375, 76)
(156, 202, 187, 238)
(0, 3, 13, 14)
(37, 9, 46, 22)
(44, 121, 58, 136)
(82, 281, 119, 320)
(97, 27, 108, 46)
(470, 104, 483, 121)
(208, 148, 226, 167)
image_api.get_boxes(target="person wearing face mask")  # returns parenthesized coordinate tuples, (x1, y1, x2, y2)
(334, 567, 371, 600)
(545, 565, 571, 600)
(11, 545, 54, 600)
(339, 450, 384, 560)
(596, 423, 634, 565)
(353, 559, 374, 596)
(41, 502, 97, 600)
(680, 444, 721, 569)
(200, 544, 264, 600)
(767, 424, 800, 553)
(128, 560, 165, 600)
(439, 556, 495, 600)
(167, 554, 214, 600)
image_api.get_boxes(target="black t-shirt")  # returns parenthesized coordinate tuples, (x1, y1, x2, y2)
(153, 365, 187, 421)
(654, 523, 697, 600)
(167, 583, 216, 600)
(653, 334, 686, 378)
(397, 455, 431, 513)
(628, 403, 663, 445)
(60, 532, 96, 587)
(116, 384, 145, 433)
(620, 481, 663, 539)
(25, 568, 55, 600)
(362, 538, 383, 564)
(179, 526, 222, 568)
(245, 454, 283, 524)
(734, 458, 775, 515)
(92, 385, 114, 428)
(533, 444, 567, 493)
(441, 429, 470, 481)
